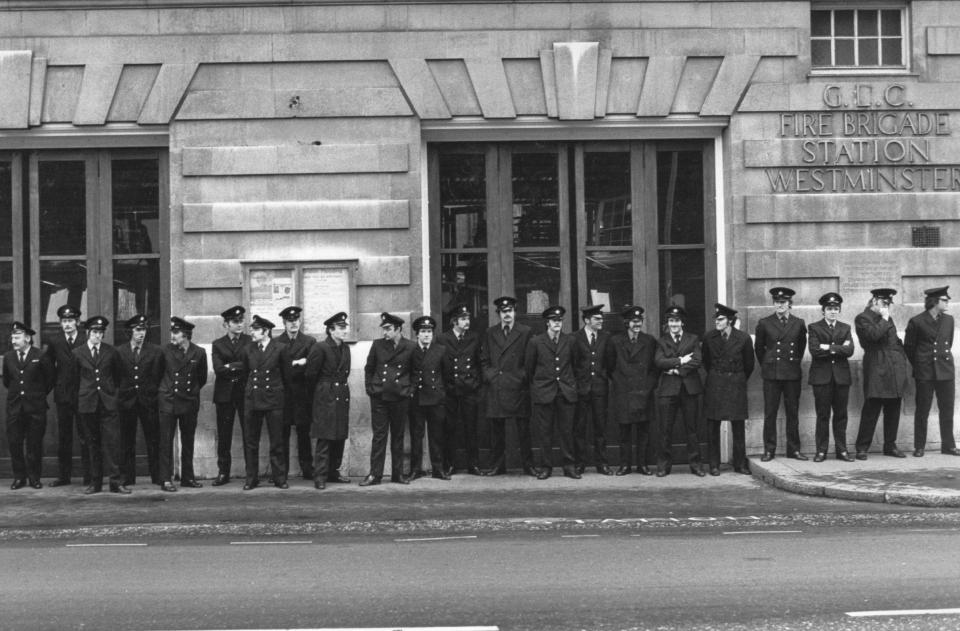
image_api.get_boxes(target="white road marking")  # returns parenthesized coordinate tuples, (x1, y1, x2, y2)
(560, 534, 600, 538)
(65, 543, 147, 547)
(228, 541, 313, 545)
(846, 608, 960, 617)
(721, 530, 803, 535)
(157, 627, 500, 631)
(394, 535, 478, 542)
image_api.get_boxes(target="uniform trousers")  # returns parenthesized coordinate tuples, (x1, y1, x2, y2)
(762, 379, 802, 454)
(658, 388, 703, 467)
(159, 410, 199, 483)
(487, 416, 534, 472)
(313, 438, 346, 481)
(369, 396, 407, 480)
(283, 396, 314, 479)
(855, 397, 901, 453)
(914, 380, 956, 451)
(445, 391, 479, 469)
(707, 420, 747, 470)
(618, 422, 651, 468)
(408, 403, 427, 474)
(81, 403, 121, 488)
(574, 393, 609, 467)
(6, 408, 46, 482)
(413, 404, 451, 474)
(812, 383, 850, 455)
(532, 398, 576, 471)
(55, 401, 90, 482)
(243, 408, 285, 485)
(215, 399, 244, 477)
(119, 401, 160, 484)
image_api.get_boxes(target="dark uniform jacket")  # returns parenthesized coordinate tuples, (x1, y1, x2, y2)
(574, 328, 610, 397)
(606, 331, 658, 424)
(754, 313, 807, 381)
(275, 331, 316, 402)
(702, 328, 755, 420)
(437, 329, 481, 395)
(211, 333, 251, 403)
(3, 346, 53, 414)
(242, 339, 289, 411)
(117, 341, 164, 408)
(807, 319, 854, 386)
(72, 343, 122, 414)
(412, 342, 452, 407)
(524, 332, 582, 405)
(158, 342, 208, 415)
(44, 331, 85, 404)
(904, 311, 955, 381)
(306, 336, 351, 440)
(855, 307, 909, 399)
(364, 337, 417, 402)
(480, 322, 532, 417)
(655, 331, 703, 396)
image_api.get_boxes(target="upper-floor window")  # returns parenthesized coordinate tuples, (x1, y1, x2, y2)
(811, 6, 907, 70)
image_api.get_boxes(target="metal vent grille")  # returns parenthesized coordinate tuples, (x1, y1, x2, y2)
(912, 226, 940, 248)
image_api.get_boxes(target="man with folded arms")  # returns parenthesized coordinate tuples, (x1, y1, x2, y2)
(807, 293, 855, 463)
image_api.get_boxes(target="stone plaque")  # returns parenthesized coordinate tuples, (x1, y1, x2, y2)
(839, 260, 901, 303)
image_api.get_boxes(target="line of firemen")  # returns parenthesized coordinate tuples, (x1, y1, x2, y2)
(2, 283, 955, 491)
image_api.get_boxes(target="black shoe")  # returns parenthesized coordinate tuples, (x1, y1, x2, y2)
(390, 475, 410, 485)
(656, 468, 669, 478)
(212, 474, 230, 486)
(761, 452, 774, 462)
(914, 448, 924, 457)
(276, 481, 289, 489)
(597, 465, 614, 476)
(942, 448, 960, 456)
(110, 484, 132, 495)
(431, 470, 445, 480)
(49, 478, 71, 487)
(709, 467, 720, 476)
(789, 452, 809, 461)
(615, 465, 631, 476)
(83, 485, 102, 495)
(409, 470, 425, 481)
(10, 479, 26, 490)
(522, 466, 538, 478)
(30, 480, 43, 489)
(536, 469, 551, 480)
(359, 475, 381, 487)
(161, 482, 177, 492)
(837, 452, 855, 462)
(482, 468, 506, 477)
(575, 465, 585, 476)
(242, 480, 259, 491)
(690, 466, 706, 477)
(563, 468, 581, 480)
(122, 478, 135, 487)
(734, 466, 752, 475)
(181, 479, 203, 488)
(813, 452, 826, 463)
(314, 479, 325, 490)
(884, 448, 906, 458)
(327, 474, 351, 484)
(638, 465, 653, 476)
(855, 452, 868, 461)
(466, 466, 483, 476)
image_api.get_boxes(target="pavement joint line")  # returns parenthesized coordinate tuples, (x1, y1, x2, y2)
(721, 530, 803, 535)
(228, 541, 313, 545)
(846, 608, 960, 617)
(394, 535, 478, 542)
(65, 543, 148, 547)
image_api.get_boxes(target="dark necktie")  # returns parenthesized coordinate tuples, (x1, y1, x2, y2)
(589, 333, 595, 347)
(67, 336, 74, 346)
(258, 343, 264, 353)
(723, 331, 730, 341)
(134, 345, 141, 360)
(674, 334, 680, 345)
(231, 336, 238, 346)
(630, 335, 636, 344)
(503, 326, 510, 338)
(93, 345, 99, 360)
(780, 317, 787, 326)
(457, 333, 463, 342)
(18, 351, 25, 365)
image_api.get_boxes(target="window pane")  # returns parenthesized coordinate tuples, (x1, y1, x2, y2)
(0, 162, 11, 257)
(881, 10, 901, 36)
(584, 152, 631, 246)
(859, 39, 879, 65)
(512, 153, 559, 247)
(441, 252, 488, 327)
(659, 249, 706, 338)
(40, 260, 87, 339)
(39, 161, 86, 256)
(439, 153, 486, 249)
(657, 150, 704, 245)
(514, 251, 560, 332)
(835, 38, 855, 65)
(0, 262, 12, 329)
(114, 258, 161, 345)
(834, 10, 854, 36)
(112, 159, 159, 255)
(858, 10, 878, 36)
(811, 10, 831, 37)
(586, 253, 632, 316)
(811, 40, 832, 66)
(882, 39, 903, 66)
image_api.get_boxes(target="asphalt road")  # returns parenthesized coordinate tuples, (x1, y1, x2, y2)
(5, 517, 960, 631)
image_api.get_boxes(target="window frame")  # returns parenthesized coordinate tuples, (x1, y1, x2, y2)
(810, 2, 910, 75)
